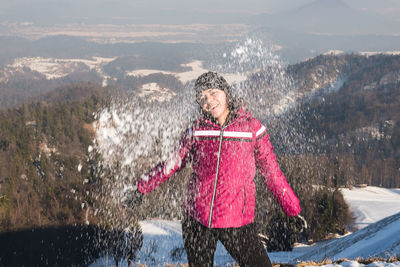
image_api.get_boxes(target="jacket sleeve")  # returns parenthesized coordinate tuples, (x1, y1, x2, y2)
(137, 128, 192, 194)
(254, 122, 301, 217)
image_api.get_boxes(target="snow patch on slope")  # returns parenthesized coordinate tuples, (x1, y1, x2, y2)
(7, 56, 115, 85)
(295, 212, 400, 262)
(125, 60, 247, 84)
(91, 186, 400, 266)
(341, 186, 400, 229)
(138, 83, 176, 102)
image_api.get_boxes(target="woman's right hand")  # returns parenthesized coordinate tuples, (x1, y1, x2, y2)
(121, 184, 143, 210)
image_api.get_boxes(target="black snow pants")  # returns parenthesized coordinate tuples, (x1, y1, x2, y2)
(182, 214, 272, 267)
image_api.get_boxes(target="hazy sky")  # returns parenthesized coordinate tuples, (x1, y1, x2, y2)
(2, 0, 400, 13)
(1, 0, 400, 25)
(0, 0, 315, 14)
(0, 0, 318, 25)
(1, 0, 400, 59)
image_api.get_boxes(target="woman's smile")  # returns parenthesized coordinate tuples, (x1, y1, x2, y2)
(200, 88, 230, 125)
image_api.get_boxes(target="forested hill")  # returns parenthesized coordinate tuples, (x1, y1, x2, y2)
(293, 53, 400, 137)
(0, 83, 114, 231)
(1, 53, 399, 243)
(290, 54, 400, 188)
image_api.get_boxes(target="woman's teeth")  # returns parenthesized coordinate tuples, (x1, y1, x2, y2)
(209, 105, 217, 112)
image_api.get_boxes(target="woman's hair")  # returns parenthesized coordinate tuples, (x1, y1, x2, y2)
(194, 71, 233, 105)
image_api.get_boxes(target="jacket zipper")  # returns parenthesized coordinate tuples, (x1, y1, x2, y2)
(208, 127, 225, 228)
(242, 186, 247, 214)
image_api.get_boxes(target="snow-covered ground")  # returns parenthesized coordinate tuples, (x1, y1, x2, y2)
(91, 186, 400, 266)
(5, 56, 115, 86)
(322, 50, 400, 56)
(5, 57, 247, 85)
(125, 60, 248, 84)
(341, 186, 400, 229)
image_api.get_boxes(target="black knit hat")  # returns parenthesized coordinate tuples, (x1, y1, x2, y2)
(194, 71, 233, 104)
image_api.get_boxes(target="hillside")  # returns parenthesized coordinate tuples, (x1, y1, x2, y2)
(0, 51, 399, 250)
(1, 52, 400, 231)
(295, 212, 400, 262)
(290, 54, 400, 188)
(91, 186, 400, 266)
(0, 83, 114, 231)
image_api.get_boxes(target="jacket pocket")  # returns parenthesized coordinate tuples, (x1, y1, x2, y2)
(242, 186, 247, 214)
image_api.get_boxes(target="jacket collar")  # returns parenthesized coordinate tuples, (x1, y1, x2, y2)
(199, 107, 250, 129)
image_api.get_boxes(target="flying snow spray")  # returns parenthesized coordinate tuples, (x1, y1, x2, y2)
(89, 37, 308, 231)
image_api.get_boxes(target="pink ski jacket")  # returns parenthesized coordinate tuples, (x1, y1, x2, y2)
(138, 108, 301, 228)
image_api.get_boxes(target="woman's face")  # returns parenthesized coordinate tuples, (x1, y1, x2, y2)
(199, 88, 230, 125)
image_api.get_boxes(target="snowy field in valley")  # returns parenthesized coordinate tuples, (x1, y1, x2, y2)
(341, 186, 400, 230)
(91, 186, 400, 266)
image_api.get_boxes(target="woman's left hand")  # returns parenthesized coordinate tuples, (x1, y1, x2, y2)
(291, 215, 308, 233)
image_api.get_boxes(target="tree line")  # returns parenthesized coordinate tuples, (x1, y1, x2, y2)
(295, 54, 400, 188)
(2, 53, 399, 253)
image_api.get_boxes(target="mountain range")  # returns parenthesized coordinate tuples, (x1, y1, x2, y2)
(0, 51, 399, 266)
(250, 0, 399, 35)
(1, 0, 399, 34)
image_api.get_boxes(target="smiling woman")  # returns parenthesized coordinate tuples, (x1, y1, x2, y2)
(198, 89, 230, 125)
(122, 71, 302, 267)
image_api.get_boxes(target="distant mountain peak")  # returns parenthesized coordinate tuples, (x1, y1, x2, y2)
(297, 0, 352, 13)
(268, 0, 394, 35)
